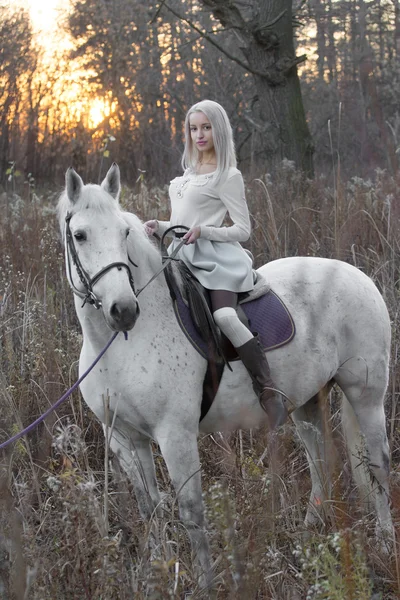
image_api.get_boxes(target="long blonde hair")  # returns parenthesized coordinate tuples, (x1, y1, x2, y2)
(181, 99, 237, 186)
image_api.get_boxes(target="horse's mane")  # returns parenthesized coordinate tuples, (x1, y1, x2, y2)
(57, 183, 161, 271)
(122, 211, 161, 271)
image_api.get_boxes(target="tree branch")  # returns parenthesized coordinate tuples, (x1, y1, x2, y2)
(160, 2, 307, 84)
(279, 53, 307, 73)
(149, 0, 167, 25)
(162, 2, 276, 80)
(255, 9, 287, 31)
(200, 0, 248, 31)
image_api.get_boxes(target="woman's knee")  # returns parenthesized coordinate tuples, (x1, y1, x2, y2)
(213, 307, 253, 347)
(212, 306, 237, 332)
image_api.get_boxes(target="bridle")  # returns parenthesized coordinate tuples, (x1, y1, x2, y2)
(0, 225, 191, 451)
(65, 215, 188, 309)
(65, 212, 137, 309)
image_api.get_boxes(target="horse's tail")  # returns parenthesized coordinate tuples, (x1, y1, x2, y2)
(341, 393, 373, 510)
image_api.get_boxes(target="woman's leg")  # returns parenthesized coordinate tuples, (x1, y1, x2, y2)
(210, 290, 253, 347)
(210, 289, 288, 429)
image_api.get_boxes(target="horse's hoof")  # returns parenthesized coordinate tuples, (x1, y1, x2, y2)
(374, 523, 395, 554)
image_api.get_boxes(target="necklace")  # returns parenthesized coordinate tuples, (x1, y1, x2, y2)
(198, 159, 216, 166)
(196, 159, 217, 177)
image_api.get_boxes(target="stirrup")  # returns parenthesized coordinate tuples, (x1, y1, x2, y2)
(260, 385, 293, 405)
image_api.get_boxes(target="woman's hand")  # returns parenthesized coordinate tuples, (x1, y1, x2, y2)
(183, 227, 201, 244)
(144, 220, 158, 236)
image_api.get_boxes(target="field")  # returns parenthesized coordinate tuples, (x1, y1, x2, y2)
(0, 165, 400, 599)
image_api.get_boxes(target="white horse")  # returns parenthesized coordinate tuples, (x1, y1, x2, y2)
(58, 164, 393, 585)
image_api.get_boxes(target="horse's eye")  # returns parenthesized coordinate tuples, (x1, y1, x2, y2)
(74, 231, 86, 242)
(126, 229, 130, 238)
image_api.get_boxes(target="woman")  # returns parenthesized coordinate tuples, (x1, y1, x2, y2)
(144, 100, 287, 429)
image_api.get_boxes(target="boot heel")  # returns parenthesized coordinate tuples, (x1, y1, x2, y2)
(260, 391, 288, 429)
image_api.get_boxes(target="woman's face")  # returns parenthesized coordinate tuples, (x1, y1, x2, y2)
(189, 111, 215, 155)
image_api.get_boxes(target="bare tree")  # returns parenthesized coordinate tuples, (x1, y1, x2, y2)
(0, 5, 37, 182)
(394, 0, 400, 56)
(160, 0, 314, 175)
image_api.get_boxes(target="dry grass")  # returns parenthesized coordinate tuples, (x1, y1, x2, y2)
(0, 167, 400, 598)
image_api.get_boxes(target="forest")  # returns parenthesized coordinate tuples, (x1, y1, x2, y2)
(1, 0, 399, 186)
(0, 0, 400, 598)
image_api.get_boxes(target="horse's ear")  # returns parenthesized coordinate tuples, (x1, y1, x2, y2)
(101, 163, 120, 200)
(66, 167, 84, 204)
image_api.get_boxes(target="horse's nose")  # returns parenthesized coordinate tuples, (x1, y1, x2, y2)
(110, 300, 140, 330)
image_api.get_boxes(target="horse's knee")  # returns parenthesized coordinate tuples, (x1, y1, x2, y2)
(178, 495, 206, 528)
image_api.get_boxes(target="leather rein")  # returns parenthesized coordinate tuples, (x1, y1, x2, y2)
(0, 225, 190, 451)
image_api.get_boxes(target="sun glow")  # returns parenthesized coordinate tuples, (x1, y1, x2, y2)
(87, 97, 110, 129)
(25, 0, 66, 36)
(72, 95, 117, 130)
(20, 0, 113, 133)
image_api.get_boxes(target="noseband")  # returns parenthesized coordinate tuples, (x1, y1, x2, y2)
(65, 212, 137, 309)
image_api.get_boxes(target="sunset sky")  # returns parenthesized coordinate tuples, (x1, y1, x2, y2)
(25, 0, 68, 41)
(22, 0, 107, 128)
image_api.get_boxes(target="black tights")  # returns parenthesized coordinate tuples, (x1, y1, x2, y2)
(209, 289, 238, 312)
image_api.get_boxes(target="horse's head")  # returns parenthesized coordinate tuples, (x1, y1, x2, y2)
(59, 164, 140, 332)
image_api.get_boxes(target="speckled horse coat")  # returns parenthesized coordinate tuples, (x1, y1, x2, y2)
(58, 164, 394, 586)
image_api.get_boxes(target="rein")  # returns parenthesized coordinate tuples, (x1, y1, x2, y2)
(0, 223, 189, 450)
(65, 214, 187, 302)
(0, 331, 123, 451)
(135, 226, 189, 296)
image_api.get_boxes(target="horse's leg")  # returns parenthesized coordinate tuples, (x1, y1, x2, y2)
(336, 371, 393, 539)
(291, 385, 334, 528)
(157, 429, 211, 588)
(107, 427, 162, 520)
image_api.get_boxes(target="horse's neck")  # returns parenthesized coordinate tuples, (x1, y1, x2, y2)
(132, 245, 173, 308)
(137, 274, 173, 318)
(75, 298, 111, 348)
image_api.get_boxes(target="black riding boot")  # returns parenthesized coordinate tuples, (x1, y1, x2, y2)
(236, 334, 288, 430)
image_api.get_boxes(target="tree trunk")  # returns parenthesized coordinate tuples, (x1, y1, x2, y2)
(326, 0, 337, 83)
(394, 0, 400, 58)
(197, 0, 314, 175)
(310, 0, 327, 81)
(240, 0, 314, 175)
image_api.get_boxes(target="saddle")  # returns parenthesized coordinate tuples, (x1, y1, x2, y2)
(174, 261, 253, 366)
(162, 253, 296, 421)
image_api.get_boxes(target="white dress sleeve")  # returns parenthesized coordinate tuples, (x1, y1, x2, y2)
(200, 172, 251, 243)
(156, 220, 171, 235)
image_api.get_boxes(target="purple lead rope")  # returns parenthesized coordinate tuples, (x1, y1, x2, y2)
(0, 331, 124, 451)
(1, 227, 185, 451)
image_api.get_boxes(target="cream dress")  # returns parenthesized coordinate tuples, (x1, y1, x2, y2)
(157, 167, 254, 293)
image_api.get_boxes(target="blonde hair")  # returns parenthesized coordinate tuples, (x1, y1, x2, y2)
(181, 99, 237, 186)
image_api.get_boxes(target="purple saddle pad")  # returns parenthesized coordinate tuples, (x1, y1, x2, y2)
(173, 288, 295, 361)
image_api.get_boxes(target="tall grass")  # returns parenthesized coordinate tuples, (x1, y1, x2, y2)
(0, 167, 399, 598)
